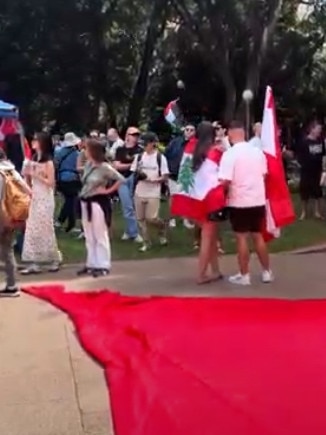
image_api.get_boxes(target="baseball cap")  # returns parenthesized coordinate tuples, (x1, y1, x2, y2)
(140, 132, 159, 145)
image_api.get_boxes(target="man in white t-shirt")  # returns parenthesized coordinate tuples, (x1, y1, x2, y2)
(131, 132, 169, 252)
(218, 120, 273, 286)
(107, 128, 124, 160)
(249, 122, 262, 149)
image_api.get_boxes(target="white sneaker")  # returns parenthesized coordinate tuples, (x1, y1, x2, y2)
(159, 237, 168, 246)
(70, 228, 81, 234)
(134, 235, 144, 244)
(54, 221, 61, 229)
(121, 233, 130, 241)
(229, 273, 251, 286)
(77, 232, 85, 240)
(139, 244, 149, 253)
(169, 219, 176, 228)
(183, 219, 195, 230)
(20, 264, 42, 275)
(262, 270, 274, 283)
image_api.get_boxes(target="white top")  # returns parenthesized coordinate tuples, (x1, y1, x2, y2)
(131, 151, 169, 198)
(249, 136, 262, 150)
(218, 141, 267, 208)
(109, 138, 124, 159)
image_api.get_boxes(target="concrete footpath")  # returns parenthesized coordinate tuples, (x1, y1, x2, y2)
(0, 252, 326, 435)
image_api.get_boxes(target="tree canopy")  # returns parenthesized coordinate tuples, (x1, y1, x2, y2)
(0, 0, 325, 132)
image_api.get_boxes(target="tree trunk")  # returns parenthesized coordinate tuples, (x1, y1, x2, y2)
(126, 0, 168, 126)
(223, 79, 237, 123)
(245, 0, 284, 95)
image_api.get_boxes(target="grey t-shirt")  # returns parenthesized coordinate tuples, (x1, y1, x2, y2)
(80, 162, 124, 198)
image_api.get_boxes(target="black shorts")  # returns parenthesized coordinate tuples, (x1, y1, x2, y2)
(299, 172, 322, 200)
(229, 206, 265, 233)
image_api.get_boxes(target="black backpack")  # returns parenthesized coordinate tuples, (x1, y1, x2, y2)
(133, 152, 163, 191)
(135, 152, 162, 177)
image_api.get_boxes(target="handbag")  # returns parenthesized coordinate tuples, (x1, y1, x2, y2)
(207, 207, 229, 222)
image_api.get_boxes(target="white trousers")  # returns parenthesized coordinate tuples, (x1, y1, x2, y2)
(81, 202, 111, 270)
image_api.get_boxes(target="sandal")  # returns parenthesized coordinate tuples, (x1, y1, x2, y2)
(197, 276, 212, 285)
(211, 274, 224, 282)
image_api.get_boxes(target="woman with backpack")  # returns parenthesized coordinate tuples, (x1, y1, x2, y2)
(131, 132, 169, 252)
(0, 148, 31, 297)
(54, 132, 81, 232)
(20, 132, 61, 275)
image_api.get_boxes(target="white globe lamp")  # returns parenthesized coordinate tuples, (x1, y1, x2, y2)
(242, 89, 254, 140)
(242, 89, 254, 103)
(177, 80, 185, 90)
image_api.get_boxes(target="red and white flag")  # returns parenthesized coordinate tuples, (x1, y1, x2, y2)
(0, 118, 31, 159)
(171, 138, 226, 222)
(261, 86, 295, 240)
(164, 99, 183, 126)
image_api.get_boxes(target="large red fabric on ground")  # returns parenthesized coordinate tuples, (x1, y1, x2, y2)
(23, 286, 326, 435)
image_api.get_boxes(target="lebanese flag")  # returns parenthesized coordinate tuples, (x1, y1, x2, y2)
(164, 99, 182, 126)
(171, 137, 226, 222)
(0, 118, 31, 159)
(261, 86, 295, 239)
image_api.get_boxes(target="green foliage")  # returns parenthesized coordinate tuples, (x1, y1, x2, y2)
(0, 0, 325, 130)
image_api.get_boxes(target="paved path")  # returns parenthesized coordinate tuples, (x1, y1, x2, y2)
(0, 252, 325, 434)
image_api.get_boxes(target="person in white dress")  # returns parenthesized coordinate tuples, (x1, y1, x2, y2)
(21, 133, 61, 274)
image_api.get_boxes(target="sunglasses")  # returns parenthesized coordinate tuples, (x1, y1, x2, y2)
(128, 133, 140, 137)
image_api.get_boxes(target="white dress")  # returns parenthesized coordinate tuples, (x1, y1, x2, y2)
(22, 164, 61, 264)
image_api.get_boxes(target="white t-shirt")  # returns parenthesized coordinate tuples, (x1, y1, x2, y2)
(218, 141, 267, 208)
(249, 136, 262, 150)
(131, 151, 169, 198)
(108, 138, 124, 159)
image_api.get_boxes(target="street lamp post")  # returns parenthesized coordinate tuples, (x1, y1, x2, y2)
(242, 89, 254, 141)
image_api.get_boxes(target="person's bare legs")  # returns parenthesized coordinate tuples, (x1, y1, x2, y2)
(235, 233, 250, 275)
(197, 222, 215, 284)
(209, 227, 223, 280)
(147, 218, 168, 243)
(251, 232, 270, 271)
(194, 225, 201, 250)
(299, 200, 309, 220)
(314, 198, 324, 219)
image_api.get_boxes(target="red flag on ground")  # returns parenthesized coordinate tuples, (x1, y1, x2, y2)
(23, 286, 326, 435)
(171, 137, 226, 222)
(261, 86, 295, 239)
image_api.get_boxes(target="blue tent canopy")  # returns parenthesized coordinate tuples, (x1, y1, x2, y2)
(0, 100, 18, 119)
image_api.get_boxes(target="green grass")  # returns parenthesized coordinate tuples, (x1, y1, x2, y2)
(57, 195, 326, 263)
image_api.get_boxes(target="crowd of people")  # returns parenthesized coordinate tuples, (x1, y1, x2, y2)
(0, 116, 325, 297)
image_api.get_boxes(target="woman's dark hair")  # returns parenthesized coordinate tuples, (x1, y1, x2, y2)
(0, 148, 7, 160)
(4, 134, 24, 172)
(33, 132, 54, 162)
(307, 120, 321, 135)
(192, 121, 215, 172)
(86, 139, 106, 163)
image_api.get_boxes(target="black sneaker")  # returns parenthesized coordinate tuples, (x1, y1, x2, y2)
(92, 269, 110, 278)
(0, 287, 20, 298)
(77, 267, 92, 277)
